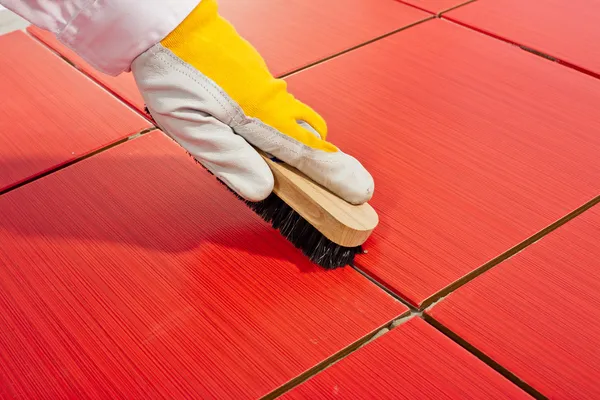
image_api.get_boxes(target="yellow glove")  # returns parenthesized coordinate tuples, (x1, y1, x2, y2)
(132, 0, 373, 204)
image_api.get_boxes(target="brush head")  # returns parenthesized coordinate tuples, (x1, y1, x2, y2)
(240, 192, 364, 269)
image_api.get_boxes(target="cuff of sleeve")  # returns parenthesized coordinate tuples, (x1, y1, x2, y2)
(57, 1, 201, 76)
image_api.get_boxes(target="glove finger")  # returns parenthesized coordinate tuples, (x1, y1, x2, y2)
(291, 100, 329, 140)
(236, 119, 374, 205)
(151, 108, 274, 202)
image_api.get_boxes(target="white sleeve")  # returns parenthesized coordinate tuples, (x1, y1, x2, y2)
(0, 0, 200, 76)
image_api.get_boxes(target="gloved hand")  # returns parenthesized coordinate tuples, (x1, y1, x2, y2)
(132, 0, 373, 204)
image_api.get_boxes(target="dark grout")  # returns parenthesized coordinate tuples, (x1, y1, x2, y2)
(262, 311, 417, 399)
(352, 265, 419, 312)
(349, 200, 599, 397)
(423, 314, 547, 399)
(441, 15, 600, 81)
(421, 194, 600, 310)
(281, 16, 435, 79)
(394, 0, 478, 17)
(0, 127, 157, 197)
(519, 45, 557, 62)
(437, 0, 478, 17)
(351, 195, 600, 313)
(1, 30, 157, 197)
(265, 304, 544, 399)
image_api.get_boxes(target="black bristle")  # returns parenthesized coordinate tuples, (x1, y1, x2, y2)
(242, 192, 363, 269)
(185, 151, 363, 269)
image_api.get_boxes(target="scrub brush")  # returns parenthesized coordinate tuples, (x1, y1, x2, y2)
(146, 109, 379, 269)
(248, 152, 379, 269)
(213, 151, 378, 269)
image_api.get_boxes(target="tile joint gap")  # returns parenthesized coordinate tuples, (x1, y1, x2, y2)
(441, 15, 600, 81)
(262, 311, 415, 399)
(394, 0, 436, 15)
(280, 16, 435, 79)
(423, 314, 547, 399)
(129, 126, 157, 140)
(352, 265, 419, 312)
(0, 127, 157, 197)
(420, 194, 600, 311)
(394, 0, 477, 17)
(437, 0, 478, 17)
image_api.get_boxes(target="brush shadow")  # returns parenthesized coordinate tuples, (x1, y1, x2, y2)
(0, 153, 322, 274)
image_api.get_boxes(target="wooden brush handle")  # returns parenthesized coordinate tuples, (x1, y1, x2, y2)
(260, 153, 379, 248)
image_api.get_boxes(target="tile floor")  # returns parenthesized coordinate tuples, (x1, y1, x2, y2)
(1, 1, 599, 398)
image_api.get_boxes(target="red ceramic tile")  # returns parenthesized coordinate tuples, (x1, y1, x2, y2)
(284, 19, 600, 307)
(0, 131, 406, 399)
(27, 26, 146, 115)
(218, 0, 429, 76)
(445, 0, 600, 78)
(0, 31, 150, 192)
(284, 318, 528, 399)
(397, 0, 473, 14)
(429, 203, 600, 399)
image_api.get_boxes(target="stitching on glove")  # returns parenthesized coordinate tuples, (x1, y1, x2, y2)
(240, 120, 338, 165)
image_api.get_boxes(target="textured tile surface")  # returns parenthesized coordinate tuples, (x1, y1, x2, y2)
(398, 0, 474, 14)
(284, 318, 528, 399)
(446, 0, 600, 77)
(429, 204, 600, 399)
(0, 31, 149, 192)
(0, 131, 407, 399)
(284, 19, 600, 306)
(219, 0, 429, 76)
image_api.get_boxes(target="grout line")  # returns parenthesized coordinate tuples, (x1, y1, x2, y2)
(394, 0, 437, 15)
(0, 127, 157, 197)
(0, 30, 157, 196)
(423, 314, 547, 399)
(352, 265, 419, 312)
(280, 16, 435, 79)
(262, 311, 417, 399)
(519, 45, 557, 62)
(420, 195, 600, 310)
(441, 16, 600, 81)
(437, 0, 478, 17)
(352, 195, 600, 312)
(394, 0, 477, 17)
